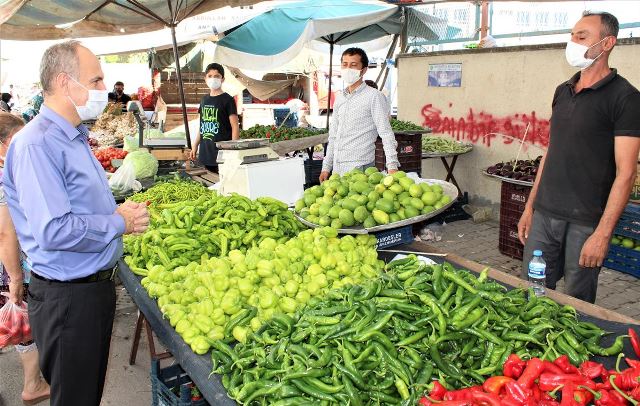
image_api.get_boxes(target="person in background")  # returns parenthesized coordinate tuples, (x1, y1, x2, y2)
(2, 40, 150, 406)
(108, 81, 131, 105)
(21, 90, 44, 123)
(0, 93, 12, 112)
(319, 48, 399, 181)
(518, 11, 640, 303)
(0, 113, 50, 405)
(190, 63, 240, 173)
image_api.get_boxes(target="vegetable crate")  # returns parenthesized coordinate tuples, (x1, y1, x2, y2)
(605, 203, 640, 277)
(151, 360, 209, 406)
(375, 133, 422, 174)
(304, 159, 323, 188)
(374, 225, 414, 249)
(498, 181, 531, 260)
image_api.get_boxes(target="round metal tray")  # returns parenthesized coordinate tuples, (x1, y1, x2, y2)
(483, 171, 533, 187)
(294, 178, 459, 234)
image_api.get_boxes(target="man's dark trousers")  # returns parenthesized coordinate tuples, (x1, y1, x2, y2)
(28, 275, 116, 406)
(522, 211, 601, 303)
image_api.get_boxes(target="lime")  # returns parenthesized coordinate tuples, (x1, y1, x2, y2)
(318, 203, 332, 217)
(372, 209, 390, 225)
(309, 203, 320, 216)
(336, 185, 349, 197)
(365, 166, 379, 175)
(399, 177, 414, 191)
(341, 198, 359, 212)
(434, 201, 444, 210)
(410, 198, 424, 210)
(338, 209, 355, 227)
(611, 236, 620, 245)
(392, 170, 407, 179)
(422, 206, 435, 214)
(383, 176, 395, 187)
(622, 238, 634, 249)
(366, 201, 376, 212)
(421, 191, 438, 206)
(368, 172, 384, 185)
(439, 195, 452, 205)
(409, 184, 423, 198)
(405, 206, 420, 218)
(390, 184, 404, 195)
(319, 216, 332, 227)
(382, 190, 396, 201)
(431, 184, 443, 194)
(324, 187, 335, 197)
(375, 198, 395, 214)
(397, 208, 406, 220)
(363, 216, 377, 228)
(354, 206, 369, 223)
(299, 208, 310, 219)
(420, 183, 432, 192)
(330, 219, 343, 229)
(389, 213, 401, 223)
(295, 199, 305, 212)
(328, 206, 341, 219)
(303, 193, 316, 206)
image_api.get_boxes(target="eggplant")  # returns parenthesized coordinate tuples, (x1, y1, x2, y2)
(502, 164, 514, 171)
(530, 167, 538, 175)
(495, 162, 504, 170)
(501, 170, 514, 178)
(486, 166, 498, 175)
(522, 175, 534, 182)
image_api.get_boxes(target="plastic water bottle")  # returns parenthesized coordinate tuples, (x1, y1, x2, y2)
(528, 250, 546, 297)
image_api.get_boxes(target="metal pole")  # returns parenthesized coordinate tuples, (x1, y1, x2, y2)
(170, 24, 192, 149)
(326, 41, 334, 131)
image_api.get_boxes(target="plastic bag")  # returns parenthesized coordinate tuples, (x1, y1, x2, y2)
(0, 293, 32, 348)
(108, 161, 142, 197)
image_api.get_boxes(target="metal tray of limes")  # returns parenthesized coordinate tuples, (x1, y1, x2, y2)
(294, 178, 459, 234)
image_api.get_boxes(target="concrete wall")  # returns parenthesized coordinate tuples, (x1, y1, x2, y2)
(397, 38, 640, 211)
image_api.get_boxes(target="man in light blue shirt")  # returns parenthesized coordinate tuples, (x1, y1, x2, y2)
(2, 41, 149, 406)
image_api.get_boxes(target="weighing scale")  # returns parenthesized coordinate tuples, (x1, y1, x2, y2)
(216, 139, 304, 206)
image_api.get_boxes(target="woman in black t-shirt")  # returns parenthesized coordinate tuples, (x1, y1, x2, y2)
(190, 63, 240, 172)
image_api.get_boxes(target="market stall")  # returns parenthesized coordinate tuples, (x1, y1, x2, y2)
(113, 170, 640, 406)
(421, 135, 474, 198)
(117, 242, 639, 405)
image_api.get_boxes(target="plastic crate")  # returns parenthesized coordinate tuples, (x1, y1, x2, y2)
(613, 203, 640, 241)
(375, 133, 422, 174)
(273, 108, 298, 128)
(605, 244, 640, 278)
(304, 159, 323, 187)
(498, 182, 532, 260)
(151, 360, 208, 406)
(374, 225, 414, 249)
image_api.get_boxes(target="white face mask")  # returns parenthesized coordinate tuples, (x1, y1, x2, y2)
(206, 78, 222, 90)
(565, 37, 608, 70)
(341, 68, 362, 87)
(67, 76, 109, 121)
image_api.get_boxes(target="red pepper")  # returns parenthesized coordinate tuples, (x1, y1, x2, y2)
(501, 395, 525, 406)
(516, 357, 545, 389)
(612, 368, 640, 390)
(438, 402, 472, 406)
(538, 373, 596, 392)
(608, 389, 630, 404)
(561, 383, 579, 406)
(544, 360, 566, 375)
(505, 381, 532, 403)
(538, 401, 561, 406)
(418, 397, 433, 406)
(580, 360, 606, 380)
(443, 386, 483, 401)
(470, 391, 502, 406)
(430, 381, 447, 400)
(555, 355, 581, 374)
(573, 388, 593, 406)
(482, 376, 514, 394)
(626, 358, 640, 370)
(504, 354, 527, 379)
(630, 386, 640, 401)
(629, 328, 640, 359)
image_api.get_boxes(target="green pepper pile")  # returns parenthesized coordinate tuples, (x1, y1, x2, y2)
(129, 178, 213, 206)
(422, 136, 473, 154)
(240, 125, 324, 143)
(138, 228, 383, 354)
(390, 119, 429, 132)
(123, 193, 302, 273)
(211, 256, 621, 405)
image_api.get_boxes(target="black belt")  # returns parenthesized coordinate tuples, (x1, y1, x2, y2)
(33, 266, 117, 284)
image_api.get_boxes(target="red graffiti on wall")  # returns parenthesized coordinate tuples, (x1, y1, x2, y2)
(420, 104, 550, 148)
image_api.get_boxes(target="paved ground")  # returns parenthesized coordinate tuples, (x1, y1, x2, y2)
(1, 219, 638, 406)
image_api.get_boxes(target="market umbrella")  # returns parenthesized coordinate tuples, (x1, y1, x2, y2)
(0, 0, 259, 149)
(215, 0, 445, 129)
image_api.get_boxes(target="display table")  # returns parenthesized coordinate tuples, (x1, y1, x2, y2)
(118, 241, 638, 405)
(269, 133, 328, 157)
(422, 148, 472, 196)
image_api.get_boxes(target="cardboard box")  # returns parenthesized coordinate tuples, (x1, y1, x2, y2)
(631, 161, 640, 204)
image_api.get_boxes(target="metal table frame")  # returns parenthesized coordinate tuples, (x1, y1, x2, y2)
(422, 149, 472, 197)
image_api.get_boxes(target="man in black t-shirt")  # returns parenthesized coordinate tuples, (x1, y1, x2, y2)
(108, 81, 131, 105)
(190, 63, 239, 172)
(518, 12, 640, 303)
